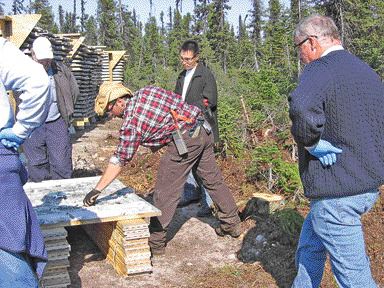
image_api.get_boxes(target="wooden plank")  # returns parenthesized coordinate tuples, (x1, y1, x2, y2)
(252, 192, 284, 202)
(104, 50, 126, 70)
(24, 177, 161, 228)
(9, 14, 41, 48)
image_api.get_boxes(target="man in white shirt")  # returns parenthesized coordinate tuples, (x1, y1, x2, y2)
(175, 40, 219, 217)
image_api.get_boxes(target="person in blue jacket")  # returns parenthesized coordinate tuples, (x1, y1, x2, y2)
(289, 14, 384, 288)
(0, 37, 50, 287)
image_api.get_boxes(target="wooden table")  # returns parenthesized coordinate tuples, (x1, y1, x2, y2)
(24, 176, 161, 288)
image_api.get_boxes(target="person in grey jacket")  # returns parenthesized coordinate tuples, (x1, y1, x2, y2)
(289, 14, 383, 288)
(175, 40, 217, 216)
(23, 36, 80, 182)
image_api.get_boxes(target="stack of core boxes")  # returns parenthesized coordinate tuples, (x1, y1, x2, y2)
(83, 218, 152, 276)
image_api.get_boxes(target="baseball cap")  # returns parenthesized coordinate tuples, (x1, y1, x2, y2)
(32, 36, 54, 60)
(95, 81, 133, 116)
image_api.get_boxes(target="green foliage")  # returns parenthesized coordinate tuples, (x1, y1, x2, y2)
(31, 0, 56, 32)
(246, 142, 302, 195)
(97, 0, 122, 49)
(219, 265, 243, 277)
(60, 11, 77, 33)
(307, 0, 384, 77)
(217, 96, 245, 157)
(273, 208, 304, 239)
(167, 10, 192, 70)
(342, 0, 384, 77)
(83, 16, 98, 45)
(141, 16, 166, 80)
(236, 69, 289, 129)
(125, 66, 178, 92)
(12, 0, 26, 14)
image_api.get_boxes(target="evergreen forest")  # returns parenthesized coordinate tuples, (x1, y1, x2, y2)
(4, 0, 384, 199)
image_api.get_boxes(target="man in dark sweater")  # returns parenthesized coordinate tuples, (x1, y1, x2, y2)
(289, 14, 383, 288)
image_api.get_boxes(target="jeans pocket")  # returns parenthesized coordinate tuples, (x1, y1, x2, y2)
(334, 201, 356, 225)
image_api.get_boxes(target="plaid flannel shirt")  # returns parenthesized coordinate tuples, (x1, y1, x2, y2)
(113, 86, 201, 165)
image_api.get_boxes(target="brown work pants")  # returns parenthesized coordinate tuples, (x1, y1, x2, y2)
(149, 127, 240, 249)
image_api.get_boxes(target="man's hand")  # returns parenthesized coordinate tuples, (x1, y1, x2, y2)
(83, 189, 101, 207)
(306, 139, 342, 167)
(0, 128, 23, 150)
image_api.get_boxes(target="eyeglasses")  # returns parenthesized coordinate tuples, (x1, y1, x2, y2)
(295, 35, 318, 48)
(179, 55, 196, 62)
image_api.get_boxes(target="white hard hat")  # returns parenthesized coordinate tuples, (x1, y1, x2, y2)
(32, 36, 53, 60)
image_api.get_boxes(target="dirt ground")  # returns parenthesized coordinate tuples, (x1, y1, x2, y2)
(69, 118, 384, 288)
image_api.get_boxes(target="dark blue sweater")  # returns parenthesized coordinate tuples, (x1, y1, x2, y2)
(289, 50, 384, 198)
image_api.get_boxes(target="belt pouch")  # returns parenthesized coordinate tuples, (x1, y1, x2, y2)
(172, 129, 188, 155)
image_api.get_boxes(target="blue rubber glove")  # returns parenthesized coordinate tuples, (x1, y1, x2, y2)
(306, 139, 342, 167)
(0, 128, 24, 150)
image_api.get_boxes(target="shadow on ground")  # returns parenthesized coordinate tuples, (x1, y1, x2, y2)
(237, 202, 304, 288)
(66, 226, 106, 288)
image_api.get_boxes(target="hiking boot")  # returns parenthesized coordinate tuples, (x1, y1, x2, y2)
(150, 246, 166, 257)
(215, 223, 242, 238)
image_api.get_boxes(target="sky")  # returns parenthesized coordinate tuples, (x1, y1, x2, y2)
(4, 0, 287, 30)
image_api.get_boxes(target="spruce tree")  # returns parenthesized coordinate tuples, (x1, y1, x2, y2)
(207, 0, 232, 72)
(30, 0, 57, 32)
(58, 5, 64, 32)
(84, 15, 98, 45)
(311, 0, 384, 77)
(80, 0, 87, 32)
(193, 0, 210, 36)
(12, 0, 26, 14)
(72, 0, 77, 32)
(167, 9, 191, 70)
(61, 11, 76, 33)
(120, 5, 142, 65)
(97, 0, 123, 49)
(249, 0, 263, 71)
(235, 15, 254, 70)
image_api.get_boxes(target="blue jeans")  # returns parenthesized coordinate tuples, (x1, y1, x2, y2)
(292, 190, 379, 288)
(0, 249, 39, 288)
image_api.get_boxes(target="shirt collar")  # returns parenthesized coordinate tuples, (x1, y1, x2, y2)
(321, 45, 344, 57)
(186, 65, 197, 75)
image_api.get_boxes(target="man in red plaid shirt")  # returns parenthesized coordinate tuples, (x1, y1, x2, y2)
(83, 82, 241, 255)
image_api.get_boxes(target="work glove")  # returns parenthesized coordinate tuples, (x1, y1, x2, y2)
(0, 128, 24, 150)
(83, 189, 101, 207)
(306, 139, 342, 167)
